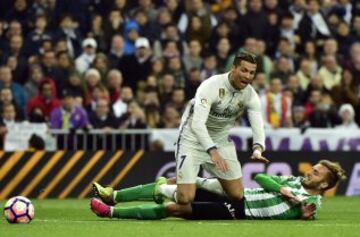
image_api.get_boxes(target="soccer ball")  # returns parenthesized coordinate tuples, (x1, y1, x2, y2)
(3, 196, 35, 223)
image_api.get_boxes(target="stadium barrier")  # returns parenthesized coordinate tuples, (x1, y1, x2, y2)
(4, 125, 360, 151)
(0, 151, 359, 199)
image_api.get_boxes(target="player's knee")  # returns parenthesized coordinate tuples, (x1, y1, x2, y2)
(227, 190, 244, 201)
(176, 191, 195, 204)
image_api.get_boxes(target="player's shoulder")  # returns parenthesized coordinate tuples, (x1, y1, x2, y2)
(243, 84, 258, 96)
(200, 73, 229, 88)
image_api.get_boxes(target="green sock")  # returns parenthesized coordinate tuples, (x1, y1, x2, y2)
(112, 204, 167, 220)
(114, 183, 155, 202)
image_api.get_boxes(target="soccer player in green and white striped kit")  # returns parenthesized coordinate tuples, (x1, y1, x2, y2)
(91, 160, 346, 220)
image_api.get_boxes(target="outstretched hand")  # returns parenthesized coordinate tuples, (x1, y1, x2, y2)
(250, 149, 269, 163)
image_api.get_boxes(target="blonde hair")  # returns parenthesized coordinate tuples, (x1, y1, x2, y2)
(319, 160, 347, 190)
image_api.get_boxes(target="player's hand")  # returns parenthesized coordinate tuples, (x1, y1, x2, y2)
(250, 149, 269, 163)
(209, 149, 229, 172)
(301, 203, 316, 220)
(280, 187, 301, 205)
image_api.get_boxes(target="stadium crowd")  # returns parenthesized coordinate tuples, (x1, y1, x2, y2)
(0, 0, 359, 137)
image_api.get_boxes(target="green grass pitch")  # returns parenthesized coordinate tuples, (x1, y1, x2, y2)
(1, 197, 360, 237)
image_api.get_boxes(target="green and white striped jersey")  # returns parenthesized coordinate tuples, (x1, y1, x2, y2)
(244, 176, 322, 220)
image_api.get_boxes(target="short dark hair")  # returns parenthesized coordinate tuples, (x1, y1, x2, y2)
(233, 52, 257, 67)
(29, 134, 45, 150)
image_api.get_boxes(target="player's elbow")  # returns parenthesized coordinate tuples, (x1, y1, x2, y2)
(190, 119, 205, 135)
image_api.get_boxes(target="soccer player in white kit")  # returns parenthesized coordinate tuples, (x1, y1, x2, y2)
(175, 53, 269, 204)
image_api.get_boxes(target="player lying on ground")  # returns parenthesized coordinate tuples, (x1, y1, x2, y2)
(90, 160, 346, 220)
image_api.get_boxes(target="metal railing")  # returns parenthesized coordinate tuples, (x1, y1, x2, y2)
(49, 129, 152, 150)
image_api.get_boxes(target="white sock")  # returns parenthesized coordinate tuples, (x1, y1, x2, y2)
(113, 191, 117, 203)
(196, 177, 226, 196)
(158, 184, 177, 201)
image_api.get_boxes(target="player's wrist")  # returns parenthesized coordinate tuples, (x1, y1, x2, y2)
(207, 146, 218, 155)
(252, 144, 263, 153)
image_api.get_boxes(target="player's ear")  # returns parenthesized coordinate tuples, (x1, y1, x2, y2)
(320, 181, 328, 190)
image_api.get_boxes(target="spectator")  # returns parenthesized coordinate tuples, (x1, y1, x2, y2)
(0, 103, 20, 126)
(27, 79, 60, 121)
(75, 38, 97, 74)
(252, 73, 268, 97)
(40, 50, 61, 82)
(286, 75, 306, 106)
(162, 40, 181, 60)
(120, 101, 147, 129)
(153, 23, 186, 58)
(89, 98, 119, 129)
(215, 37, 232, 73)
(200, 53, 218, 81)
(185, 68, 202, 100)
(88, 14, 107, 52)
(107, 34, 125, 69)
(24, 14, 52, 56)
(158, 104, 180, 128)
(318, 55, 342, 90)
(260, 78, 292, 128)
(24, 64, 43, 98)
(50, 90, 89, 129)
(106, 69, 123, 104)
(166, 56, 186, 88)
(62, 73, 85, 102)
(270, 56, 293, 83)
(331, 68, 359, 109)
(296, 58, 313, 90)
(304, 89, 322, 118)
(182, 39, 202, 72)
(5, 34, 28, 84)
(308, 93, 341, 128)
(335, 103, 358, 129)
(170, 88, 186, 114)
(0, 87, 25, 121)
(0, 65, 27, 109)
(53, 14, 82, 57)
(92, 53, 109, 81)
(292, 105, 310, 131)
(122, 20, 140, 56)
(297, 0, 331, 45)
(83, 68, 102, 106)
(158, 73, 176, 105)
(112, 86, 134, 119)
(119, 37, 152, 92)
(103, 9, 124, 46)
(240, 0, 268, 40)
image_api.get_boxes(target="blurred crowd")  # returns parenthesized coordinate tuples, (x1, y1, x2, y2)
(0, 0, 359, 136)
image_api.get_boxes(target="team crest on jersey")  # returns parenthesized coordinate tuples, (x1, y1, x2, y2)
(200, 98, 208, 107)
(219, 88, 225, 98)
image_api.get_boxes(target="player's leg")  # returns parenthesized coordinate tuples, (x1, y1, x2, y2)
(203, 144, 244, 200)
(90, 198, 168, 220)
(218, 178, 244, 200)
(175, 145, 200, 204)
(90, 198, 244, 220)
(93, 177, 167, 205)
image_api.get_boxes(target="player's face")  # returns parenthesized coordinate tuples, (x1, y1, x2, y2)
(230, 61, 257, 90)
(302, 164, 329, 190)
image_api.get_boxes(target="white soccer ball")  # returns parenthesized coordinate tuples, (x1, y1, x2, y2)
(3, 196, 35, 223)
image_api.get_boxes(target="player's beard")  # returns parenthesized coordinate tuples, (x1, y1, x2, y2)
(301, 179, 321, 190)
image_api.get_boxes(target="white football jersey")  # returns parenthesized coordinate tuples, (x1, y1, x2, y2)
(178, 72, 265, 151)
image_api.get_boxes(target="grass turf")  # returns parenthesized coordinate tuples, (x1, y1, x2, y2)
(1, 197, 360, 237)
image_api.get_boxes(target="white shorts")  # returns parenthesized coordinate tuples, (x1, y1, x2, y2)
(175, 141, 242, 184)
